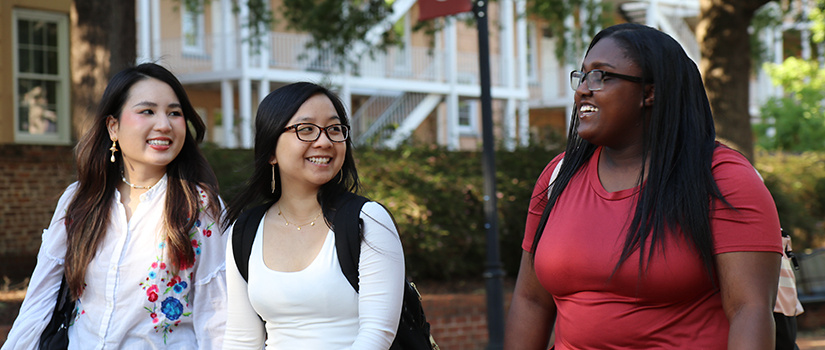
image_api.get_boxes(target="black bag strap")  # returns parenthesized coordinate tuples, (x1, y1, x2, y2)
(780, 228, 800, 271)
(232, 203, 272, 282)
(39, 274, 74, 349)
(332, 192, 369, 292)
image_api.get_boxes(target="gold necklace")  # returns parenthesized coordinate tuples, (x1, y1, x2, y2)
(278, 205, 321, 231)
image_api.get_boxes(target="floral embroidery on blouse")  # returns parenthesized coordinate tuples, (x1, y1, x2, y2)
(135, 189, 217, 344)
(71, 300, 85, 326)
(140, 256, 194, 343)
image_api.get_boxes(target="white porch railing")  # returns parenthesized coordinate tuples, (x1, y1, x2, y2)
(351, 93, 401, 140)
(355, 92, 428, 147)
(158, 31, 504, 87)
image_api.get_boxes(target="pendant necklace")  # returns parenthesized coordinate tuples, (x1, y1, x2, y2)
(278, 204, 321, 231)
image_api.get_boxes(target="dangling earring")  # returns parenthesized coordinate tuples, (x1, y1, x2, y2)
(109, 139, 118, 163)
(271, 164, 276, 193)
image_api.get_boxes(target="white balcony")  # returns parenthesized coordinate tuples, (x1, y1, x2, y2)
(157, 31, 506, 89)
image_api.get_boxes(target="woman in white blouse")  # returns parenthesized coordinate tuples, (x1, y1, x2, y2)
(2, 63, 227, 349)
(222, 82, 405, 349)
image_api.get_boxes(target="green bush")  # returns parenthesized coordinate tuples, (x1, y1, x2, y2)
(204, 143, 562, 281)
(203, 144, 825, 280)
(354, 145, 559, 281)
(755, 150, 825, 251)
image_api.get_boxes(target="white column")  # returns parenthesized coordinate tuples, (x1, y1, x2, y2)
(258, 30, 270, 70)
(341, 70, 352, 121)
(516, 0, 530, 147)
(211, 0, 224, 70)
(435, 19, 444, 83)
(564, 14, 576, 133)
(435, 19, 446, 146)
(773, 26, 783, 97)
(646, 0, 659, 28)
(221, 0, 236, 69)
(151, 0, 161, 61)
(259, 79, 269, 102)
(801, 1, 812, 62)
(136, 0, 151, 63)
(222, 80, 236, 148)
(501, 0, 517, 151)
(238, 1, 253, 148)
(239, 78, 252, 148)
(445, 17, 459, 151)
(256, 79, 269, 138)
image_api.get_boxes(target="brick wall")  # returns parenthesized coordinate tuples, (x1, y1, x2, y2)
(422, 292, 513, 349)
(0, 144, 75, 280)
(421, 292, 824, 349)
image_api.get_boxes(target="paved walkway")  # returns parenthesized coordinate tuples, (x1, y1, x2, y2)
(799, 332, 825, 349)
(3, 324, 825, 348)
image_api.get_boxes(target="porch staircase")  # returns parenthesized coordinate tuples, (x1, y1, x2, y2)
(351, 92, 442, 148)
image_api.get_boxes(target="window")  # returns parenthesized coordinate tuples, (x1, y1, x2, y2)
(182, 6, 205, 55)
(13, 9, 70, 144)
(458, 100, 478, 134)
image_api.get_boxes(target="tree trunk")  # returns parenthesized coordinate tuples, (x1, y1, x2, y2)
(696, 0, 771, 162)
(70, 0, 136, 138)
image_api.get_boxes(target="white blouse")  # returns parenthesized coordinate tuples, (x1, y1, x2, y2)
(2, 176, 227, 350)
(223, 201, 405, 350)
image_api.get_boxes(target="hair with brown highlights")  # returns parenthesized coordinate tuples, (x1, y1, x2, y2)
(64, 63, 221, 299)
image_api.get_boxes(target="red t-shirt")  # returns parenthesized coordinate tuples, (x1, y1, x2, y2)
(522, 145, 782, 349)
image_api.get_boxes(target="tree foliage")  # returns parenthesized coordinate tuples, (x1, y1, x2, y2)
(526, 0, 613, 64)
(756, 0, 825, 151)
(199, 0, 614, 70)
(279, 0, 399, 69)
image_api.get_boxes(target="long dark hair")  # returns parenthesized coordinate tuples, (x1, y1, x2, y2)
(66, 63, 221, 299)
(224, 82, 360, 229)
(531, 23, 727, 277)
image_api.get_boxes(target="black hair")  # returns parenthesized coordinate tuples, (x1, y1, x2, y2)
(224, 82, 360, 229)
(66, 63, 220, 298)
(531, 23, 727, 278)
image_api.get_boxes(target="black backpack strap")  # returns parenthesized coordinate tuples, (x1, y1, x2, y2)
(332, 193, 437, 349)
(231, 203, 272, 282)
(333, 193, 369, 293)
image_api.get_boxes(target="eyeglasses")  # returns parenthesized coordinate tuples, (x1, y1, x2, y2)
(570, 69, 644, 91)
(284, 123, 350, 143)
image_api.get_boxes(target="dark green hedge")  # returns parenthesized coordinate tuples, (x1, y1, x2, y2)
(202, 144, 825, 281)
(202, 144, 562, 281)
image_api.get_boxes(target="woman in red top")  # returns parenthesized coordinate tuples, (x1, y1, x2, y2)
(505, 23, 782, 349)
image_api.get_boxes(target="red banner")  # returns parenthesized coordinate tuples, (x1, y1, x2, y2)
(418, 0, 473, 21)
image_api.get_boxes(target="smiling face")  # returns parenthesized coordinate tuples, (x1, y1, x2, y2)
(107, 77, 187, 176)
(271, 93, 347, 191)
(575, 37, 651, 150)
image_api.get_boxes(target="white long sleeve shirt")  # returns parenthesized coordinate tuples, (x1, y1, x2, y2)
(223, 201, 405, 350)
(2, 177, 227, 350)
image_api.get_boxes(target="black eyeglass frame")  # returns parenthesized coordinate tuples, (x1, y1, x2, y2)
(283, 123, 350, 143)
(570, 69, 645, 91)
